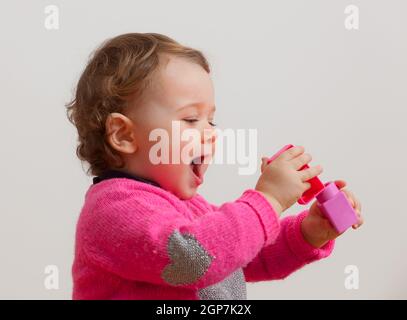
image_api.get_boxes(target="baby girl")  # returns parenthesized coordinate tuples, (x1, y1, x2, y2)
(67, 33, 363, 300)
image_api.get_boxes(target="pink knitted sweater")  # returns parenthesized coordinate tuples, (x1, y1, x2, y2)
(72, 171, 335, 300)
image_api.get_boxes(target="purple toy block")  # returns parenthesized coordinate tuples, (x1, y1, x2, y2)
(316, 182, 358, 233)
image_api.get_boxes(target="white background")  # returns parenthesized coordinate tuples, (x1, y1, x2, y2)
(0, 0, 406, 299)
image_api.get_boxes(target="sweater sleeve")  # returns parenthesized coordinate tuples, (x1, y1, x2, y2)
(243, 210, 335, 282)
(79, 184, 281, 290)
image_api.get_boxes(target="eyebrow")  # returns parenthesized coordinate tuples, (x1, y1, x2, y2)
(177, 103, 216, 112)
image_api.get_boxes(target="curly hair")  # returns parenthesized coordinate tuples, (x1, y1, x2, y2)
(66, 33, 210, 176)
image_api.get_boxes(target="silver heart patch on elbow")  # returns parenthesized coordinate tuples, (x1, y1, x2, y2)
(161, 230, 214, 286)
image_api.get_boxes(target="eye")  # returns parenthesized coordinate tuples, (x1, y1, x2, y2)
(182, 118, 217, 127)
(183, 119, 199, 124)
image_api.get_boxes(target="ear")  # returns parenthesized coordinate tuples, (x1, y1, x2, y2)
(105, 112, 137, 154)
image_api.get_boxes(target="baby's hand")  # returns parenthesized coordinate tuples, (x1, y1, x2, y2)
(301, 180, 364, 248)
(255, 146, 323, 216)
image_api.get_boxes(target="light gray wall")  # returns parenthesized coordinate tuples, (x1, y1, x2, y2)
(0, 0, 406, 299)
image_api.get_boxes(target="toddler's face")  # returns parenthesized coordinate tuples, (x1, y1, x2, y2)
(123, 55, 217, 199)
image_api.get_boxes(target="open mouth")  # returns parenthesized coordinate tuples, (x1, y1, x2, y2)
(190, 155, 206, 183)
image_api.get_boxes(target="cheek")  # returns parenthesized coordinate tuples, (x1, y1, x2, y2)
(163, 161, 189, 173)
(150, 163, 180, 180)
(170, 136, 201, 163)
(145, 122, 204, 165)
(180, 140, 200, 160)
(134, 126, 157, 154)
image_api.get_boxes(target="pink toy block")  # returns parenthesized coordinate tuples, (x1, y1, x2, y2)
(316, 182, 358, 233)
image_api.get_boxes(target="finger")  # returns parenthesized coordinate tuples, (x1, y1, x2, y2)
(352, 220, 363, 229)
(310, 201, 324, 217)
(261, 157, 267, 173)
(352, 198, 361, 213)
(343, 190, 361, 213)
(290, 153, 312, 170)
(341, 189, 355, 207)
(354, 197, 362, 213)
(334, 180, 347, 189)
(352, 211, 364, 229)
(302, 181, 311, 192)
(280, 145, 305, 161)
(300, 165, 323, 182)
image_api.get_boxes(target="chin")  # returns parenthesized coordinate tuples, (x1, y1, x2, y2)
(180, 189, 197, 200)
(173, 186, 198, 200)
(159, 171, 201, 200)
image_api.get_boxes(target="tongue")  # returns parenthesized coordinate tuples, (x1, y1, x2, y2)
(192, 163, 200, 177)
(191, 155, 206, 178)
